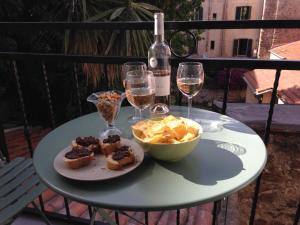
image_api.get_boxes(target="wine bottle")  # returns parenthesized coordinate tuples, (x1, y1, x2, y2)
(148, 12, 171, 108)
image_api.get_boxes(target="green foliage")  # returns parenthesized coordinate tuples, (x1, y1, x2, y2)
(148, 0, 203, 21)
(170, 31, 197, 57)
(40, 0, 160, 86)
(148, 0, 204, 57)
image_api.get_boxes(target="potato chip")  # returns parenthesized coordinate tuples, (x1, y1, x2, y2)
(144, 134, 165, 144)
(132, 115, 200, 144)
(132, 120, 155, 138)
(180, 132, 196, 142)
(163, 115, 177, 123)
(165, 120, 187, 140)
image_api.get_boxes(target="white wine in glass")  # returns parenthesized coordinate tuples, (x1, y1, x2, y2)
(176, 62, 205, 119)
(126, 87, 155, 110)
(177, 77, 204, 97)
(125, 71, 155, 120)
(121, 62, 147, 123)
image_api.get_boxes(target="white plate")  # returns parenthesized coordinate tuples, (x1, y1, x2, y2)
(53, 138, 144, 181)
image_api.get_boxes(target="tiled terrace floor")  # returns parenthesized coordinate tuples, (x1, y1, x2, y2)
(5, 126, 218, 225)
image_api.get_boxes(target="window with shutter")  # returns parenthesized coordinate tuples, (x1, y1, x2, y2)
(235, 6, 251, 20)
(235, 7, 241, 20)
(233, 40, 238, 56)
(195, 7, 203, 20)
(232, 39, 253, 57)
(247, 39, 253, 57)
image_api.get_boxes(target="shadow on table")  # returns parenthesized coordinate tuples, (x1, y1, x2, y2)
(158, 139, 244, 186)
(173, 109, 256, 135)
(219, 115, 257, 135)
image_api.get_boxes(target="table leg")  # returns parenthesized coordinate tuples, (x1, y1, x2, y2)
(212, 200, 221, 225)
(223, 197, 229, 225)
(89, 208, 97, 225)
(145, 211, 148, 225)
(115, 211, 119, 225)
(177, 209, 180, 225)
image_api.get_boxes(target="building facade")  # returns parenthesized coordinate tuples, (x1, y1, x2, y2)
(197, 0, 264, 58)
(244, 40, 300, 104)
(257, 0, 300, 59)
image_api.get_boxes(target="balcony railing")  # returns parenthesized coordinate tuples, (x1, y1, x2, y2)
(0, 20, 300, 225)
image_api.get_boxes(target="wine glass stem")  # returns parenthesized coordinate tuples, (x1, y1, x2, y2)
(139, 109, 143, 120)
(187, 96, 192, 118)
(134, 108, 139, 119)
(107, 121, 115, 129)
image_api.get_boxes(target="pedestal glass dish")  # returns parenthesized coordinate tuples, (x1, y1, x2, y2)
(87, 90, 125, 138)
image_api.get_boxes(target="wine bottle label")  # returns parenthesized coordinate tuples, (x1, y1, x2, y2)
(149, 57, 170, 69)
(154, 75, 170, 96)
(149, 57, 158, 68)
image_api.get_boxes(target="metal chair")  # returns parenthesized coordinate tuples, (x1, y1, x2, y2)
(0, 153, 52, 225)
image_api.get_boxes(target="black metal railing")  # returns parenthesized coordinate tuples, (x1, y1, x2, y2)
(0, 20, 300, 225)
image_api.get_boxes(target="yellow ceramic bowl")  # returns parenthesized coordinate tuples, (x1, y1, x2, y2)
(132, 118, 203, 162)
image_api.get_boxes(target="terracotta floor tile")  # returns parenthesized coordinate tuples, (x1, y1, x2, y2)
(148, 211, 163, 225)
(166, 210, 178, 225)
(195, 207, 212, 225)
(179, 208, 189, 225)
(186, 207, 198, 225)
(44, 195, 66, 214)
(118, 211, 137, 225)
(68, 201, 89, 217)
(157, 211, 169, 225)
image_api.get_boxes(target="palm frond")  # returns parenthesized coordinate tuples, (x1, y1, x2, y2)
(137, 3, 161, 11)
(81, 0, 87, 20)
(104, 31, 118, 55)
(86, 8, 116, 21)
(110, 7, 126, 20)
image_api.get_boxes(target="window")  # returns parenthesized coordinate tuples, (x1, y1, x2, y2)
(210, 41, 215, 50)
(235, 6, 251, 20)
(233, 39, 252, 57)
(195, 7, 203, 20)
(212, 13, 217, 20)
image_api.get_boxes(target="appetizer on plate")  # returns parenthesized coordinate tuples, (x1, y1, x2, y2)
(64, 146, 94, 169)
(63, 134, 137, 171)
(101, 135, 121, 156)
(72, 136, 102, 154)
(106, 145, 135, 170)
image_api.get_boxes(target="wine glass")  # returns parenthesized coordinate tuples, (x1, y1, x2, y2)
(176, 62, 204, 119)
(125, 70, 155, 120)
(122, 62, 147, 124)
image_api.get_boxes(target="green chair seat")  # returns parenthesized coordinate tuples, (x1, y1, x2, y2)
(0, 157, 50, 225)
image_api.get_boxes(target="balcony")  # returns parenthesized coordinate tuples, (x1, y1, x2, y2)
(0, 19, 300, 225)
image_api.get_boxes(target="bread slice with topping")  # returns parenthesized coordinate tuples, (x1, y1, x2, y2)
(106, 146, 135, 170)
(101, 135, 121, 156)
(72, 136, 102, 154)
(64, 146, 94, 169)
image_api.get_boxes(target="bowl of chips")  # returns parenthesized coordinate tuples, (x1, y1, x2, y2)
(132, 115, 203, 162)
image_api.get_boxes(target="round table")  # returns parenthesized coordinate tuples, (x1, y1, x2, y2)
(33, 106, 267, 211)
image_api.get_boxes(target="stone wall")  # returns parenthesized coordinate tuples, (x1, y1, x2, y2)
(258, 0, 300, 59)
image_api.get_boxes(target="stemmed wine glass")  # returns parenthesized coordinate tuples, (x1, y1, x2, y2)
(122, 62, 147, 123)
(176, 62, 205, 119)
(125, 70, 155, 120)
